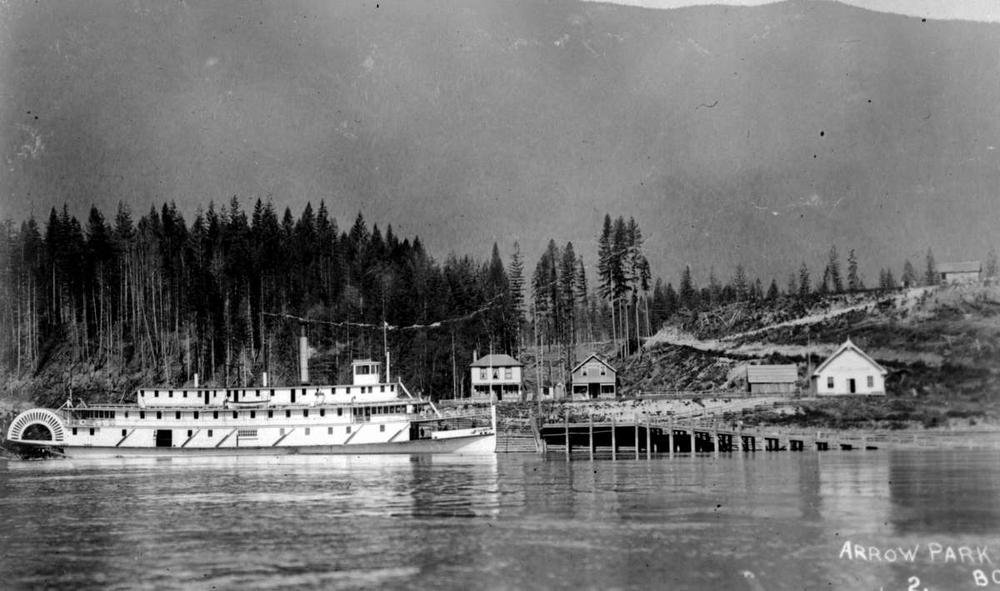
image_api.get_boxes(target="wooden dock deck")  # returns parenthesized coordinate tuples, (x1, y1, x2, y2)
(515, 415, 1000, 458)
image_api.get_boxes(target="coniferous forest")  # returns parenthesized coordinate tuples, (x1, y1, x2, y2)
(0, 198, 524, 402)
(1, 199, 990, 404)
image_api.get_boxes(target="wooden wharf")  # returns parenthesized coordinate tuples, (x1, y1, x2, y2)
(520, 416, 1000, 458)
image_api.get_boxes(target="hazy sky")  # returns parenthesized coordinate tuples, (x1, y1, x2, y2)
(2, 0, 998, 283)
(590, 0, 1000, 22)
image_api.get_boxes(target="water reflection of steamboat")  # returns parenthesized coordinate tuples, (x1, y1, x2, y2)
(5, 359, 495, 459)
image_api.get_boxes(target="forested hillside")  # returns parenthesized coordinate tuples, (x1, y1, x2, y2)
(0, 199, 530, 402)
(1, 199, 995, 408)
(1, 194, 681, 405)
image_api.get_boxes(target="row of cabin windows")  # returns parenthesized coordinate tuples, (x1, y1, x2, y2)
(479, 368, 514, 380)
(74, 410, 117, 419)
(144, 385, 394, 399)
(78, 423, 389, 438)
(825, 376, 876, 388)
(580, 366, 608, 377)
(117, 405, 409, 420)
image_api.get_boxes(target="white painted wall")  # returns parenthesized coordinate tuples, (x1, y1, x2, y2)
(64, 416, 414, 448)
(813, 349, 886, 395)
(470, 365, 522, 386)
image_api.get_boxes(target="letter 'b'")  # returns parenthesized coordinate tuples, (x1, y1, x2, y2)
(972, 569, 988, 587)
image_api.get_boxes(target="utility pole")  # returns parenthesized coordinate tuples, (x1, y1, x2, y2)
(451, 330, 457, 400)
(533, 303, 543, 422)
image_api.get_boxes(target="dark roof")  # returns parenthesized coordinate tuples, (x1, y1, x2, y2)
(470, 354, 522, 367)
(938, 261, 981, 274)
(571, 353, 617, 375)
(811, 338, 887, 377)
(746, 365, 798, 384)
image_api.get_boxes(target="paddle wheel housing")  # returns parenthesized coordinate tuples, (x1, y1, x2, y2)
(6, 409, 66, 445)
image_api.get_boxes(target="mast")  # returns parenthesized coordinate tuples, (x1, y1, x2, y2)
(383, 319, 390, 383)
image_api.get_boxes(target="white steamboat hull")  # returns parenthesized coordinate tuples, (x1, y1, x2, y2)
(28, 433, 495, 459)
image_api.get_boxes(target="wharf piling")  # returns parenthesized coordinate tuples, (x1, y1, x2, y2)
(491, 406, 1000, 456)
(533, 416, 898, 459)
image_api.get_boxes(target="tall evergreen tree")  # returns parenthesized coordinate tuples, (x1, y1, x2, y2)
(827, 245, 843, 293)
(766, 278, 780, 302)
(610, 216, 629, 302)
(664, 282, 678, 319)
(924, 248, 937, 286)
(679, 266, 697, 310)
(596, 214, 613, 300)
(507, 241, 525, 325)
(901, 259, 917, 287)
(786, 273, 797, 297)
(574, 255, 589, 342)
(707, 268, 722, 307)
(847, 248, 863, 291)
(818, 265, 831, 295)
(798, 262, 811, 298)
(560, 242, 578, 365)
(485, 242, 515, 353)
(732, 264, 749, 301)
(985, 247, 998, 279)
(650, 278, 667, 331)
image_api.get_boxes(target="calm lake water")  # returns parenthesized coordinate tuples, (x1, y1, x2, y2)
(1, 450, 999, 590)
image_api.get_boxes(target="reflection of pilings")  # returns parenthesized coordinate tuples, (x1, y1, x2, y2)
(564, 414, 570, 461)
(589, 414, 594, 461)
(611, 416, 617, 461)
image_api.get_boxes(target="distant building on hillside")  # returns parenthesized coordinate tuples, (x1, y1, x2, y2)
(746, 364, 798, 394)
(938, 261, 981, 284)
(811, 339, 887, 396)
(470, 354, 523, 402)
(570, 354, 617, 399)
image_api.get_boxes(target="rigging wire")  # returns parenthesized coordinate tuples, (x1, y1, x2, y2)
(263, 293, 504, 332)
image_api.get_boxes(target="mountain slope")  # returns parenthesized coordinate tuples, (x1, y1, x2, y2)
(2, 0, 999, 281)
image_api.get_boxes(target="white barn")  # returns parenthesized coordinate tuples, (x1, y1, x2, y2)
(811, 339, 888, 396)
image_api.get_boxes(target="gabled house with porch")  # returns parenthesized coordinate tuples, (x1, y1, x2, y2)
(570, 354, 617, 399)
(470, 354, 523, 402)
(811, 339, 888, 396)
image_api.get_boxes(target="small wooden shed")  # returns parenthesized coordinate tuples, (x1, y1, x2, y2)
(938, 261, 981, 284)
(746, 365, 799, 394)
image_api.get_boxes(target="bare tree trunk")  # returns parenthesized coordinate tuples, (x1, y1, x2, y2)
(610, 299, 617, 352)
(225, 294, 231, 386)
(259, 279, 266, 370)
(210, 330, 216, 384)
(644, 293, 651, 338)
(15, 271, 21, 376)
(634, 294, 641, 357)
